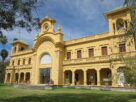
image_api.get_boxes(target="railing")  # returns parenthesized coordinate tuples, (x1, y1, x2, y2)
(11, 49, 33, 56)
(63, 51, 136, 65)
(6, 64, 32, 69)
(63, 56, 110, 65)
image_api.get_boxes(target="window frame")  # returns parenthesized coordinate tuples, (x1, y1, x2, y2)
(66, 52, 71, 60)
(28, 58, 31, 64)
(101, 46, 108, 56)
(119, 43, 126, 53)
(77, 50, 82, 59)
(88, 48, 94, 58)
(18, 59, 20, 65)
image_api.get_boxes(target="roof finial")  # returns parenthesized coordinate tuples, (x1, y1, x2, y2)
(57, 25, 61, 33)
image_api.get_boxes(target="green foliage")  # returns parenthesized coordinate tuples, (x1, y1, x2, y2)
(0, 0, 40, 34)
(124, 0, 136, 49)
(13, 38, 18, 41)
(0, 49, 8, 61)
(124, 0, 136, 6)
(0, 60, 9, 83)
(120, 55, 136, 87)
(124, 69, 136, 87)
(117, 0, 136, 87)
(0, 35, 7, 45)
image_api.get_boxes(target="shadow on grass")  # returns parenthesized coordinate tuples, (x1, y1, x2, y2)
(1, 93, 135, 102)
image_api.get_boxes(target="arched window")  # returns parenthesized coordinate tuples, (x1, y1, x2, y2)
(14, 47, 16, 52)
(20, 47, 25, 51)
(116, 18, 124, 30)
(40, 54, 51, 64)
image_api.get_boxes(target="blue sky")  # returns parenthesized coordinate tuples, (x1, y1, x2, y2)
(1, 0, 124, 58)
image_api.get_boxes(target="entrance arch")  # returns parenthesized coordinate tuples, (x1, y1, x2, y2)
(100, 68, 112, 85)
(64, 70, 72, 85)
(87, 69, 97, 85)
(20, 73, 24, 83)
(75, 70, 84, 85)
(6, 73, 11, 83)
(39, 54, 52, 84)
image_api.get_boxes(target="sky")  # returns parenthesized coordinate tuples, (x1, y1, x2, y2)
(1, 0, 124, 58)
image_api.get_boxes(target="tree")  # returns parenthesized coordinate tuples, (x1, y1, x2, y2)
(124, 0, 136, 49)
(0, 0, 45, 83)
(0, 35, 8, 83)
(0, 0, 41, 34)
(118, 0, 136, 87)
(120, 55, 136, 87)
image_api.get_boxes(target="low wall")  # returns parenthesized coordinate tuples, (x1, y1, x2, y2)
(14, 84, 136, 92)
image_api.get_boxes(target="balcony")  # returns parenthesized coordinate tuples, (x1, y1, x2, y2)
(63, 56, 110, 65)
(63, 51, 136, 65)
(11, 49, 33, 56)
(6, 64, 32, 70)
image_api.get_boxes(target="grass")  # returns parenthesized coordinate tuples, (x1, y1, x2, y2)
(0, 85, 136, 102)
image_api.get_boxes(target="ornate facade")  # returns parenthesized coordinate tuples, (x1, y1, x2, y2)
(5, 7, 135, 87)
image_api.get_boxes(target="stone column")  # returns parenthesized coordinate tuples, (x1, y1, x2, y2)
(18, 73, 20, 84)
(72, 70, 75, 86)
(84, 70, 87, 86)
(24, 73, 26, 84)
(4, 73, 7, 83)
(63, 71, 65, 85)
(55, 48, 63, 85)
(112, 68, 118, 87)
(10, 73, 12, 83)
(97, 69, 101, 86)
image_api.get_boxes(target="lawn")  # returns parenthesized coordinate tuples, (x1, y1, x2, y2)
(0, 85, 136, 102)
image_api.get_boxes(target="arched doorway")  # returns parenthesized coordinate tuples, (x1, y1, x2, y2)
(87, 69, 97, 85)
(75, 70, 84, 85)
(39, 54, 51, 84)
(64, 70, 72, 85)
(100, 68, 112, 86)
(6, 73, 11, 83)
(20, 73, 24, 83)
(26, 72, 30, 84)
(15, 73, 19, 83)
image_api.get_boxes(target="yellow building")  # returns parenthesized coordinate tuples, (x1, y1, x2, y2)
(5, 7, 135, 87)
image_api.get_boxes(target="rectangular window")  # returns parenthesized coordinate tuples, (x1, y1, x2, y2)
(23, 59, 25, 65)
(77, 50, 82, 59)
(102, 46, 108, 56)
(119, 44, 126, 52)
(28, 58, 31, 64)
(18, 60, 20, 65)
(89, 48, 94, 57)
(67, 52, 71, 60)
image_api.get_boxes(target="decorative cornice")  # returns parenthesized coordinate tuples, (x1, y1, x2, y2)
(65, 33, 125, 47)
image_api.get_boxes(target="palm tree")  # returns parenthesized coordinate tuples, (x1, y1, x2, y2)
(0, 34, 8, 83)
